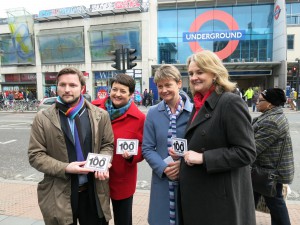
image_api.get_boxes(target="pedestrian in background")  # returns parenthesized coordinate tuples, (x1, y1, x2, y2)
(27, 91, 34, 101)
(252, 88, 294, 225)
(28, 67, 114, 225)
(252, 90, 259, 112)
(146, 89, 153, 107)
(8, 91, 14, 105)
(142, 64, 193, 225)
(92, 74, 145, 225)
(180, 50, 256, 225)
(142, 88, 148, 106)
(0, 91, 4, 102)
(83, 90, 92, 102)
(289, 88, 296, 110)
(244, 86, 254, 107)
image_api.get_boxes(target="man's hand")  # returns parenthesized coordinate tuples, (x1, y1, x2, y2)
(94, 163, 111, 180)
(164, 160, 180, 181)
(65, 161, 93, 174)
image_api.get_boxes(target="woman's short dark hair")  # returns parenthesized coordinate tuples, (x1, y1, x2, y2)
(110, 74, 135, 94)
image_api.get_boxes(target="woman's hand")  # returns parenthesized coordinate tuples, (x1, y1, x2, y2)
(164, 160, 180, 180)
(184, 151, 203, 166)
(122, 150, 133, 160)
(168, 148, 180, 160)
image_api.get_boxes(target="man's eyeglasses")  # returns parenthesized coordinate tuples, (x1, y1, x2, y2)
(257, 99, 266, 103)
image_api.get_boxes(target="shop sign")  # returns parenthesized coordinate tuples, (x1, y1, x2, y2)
(20, 74, 36, 82)
(45, 73, 57, 81)
(183, 30, 245, 42)
(95, 71, 115, 81)
(90, 0, 149, 13)
(38, 0, 149, 18)
(39, 6, 88, 18)
(185, 10, 244, 60)
(5, 74, 20, 82)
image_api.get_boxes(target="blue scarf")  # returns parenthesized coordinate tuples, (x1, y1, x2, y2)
(165, 96, 184, 225)
(105, 97, 132, 121)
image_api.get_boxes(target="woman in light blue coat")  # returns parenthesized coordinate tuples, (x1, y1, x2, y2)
(142, 64, 193, 225)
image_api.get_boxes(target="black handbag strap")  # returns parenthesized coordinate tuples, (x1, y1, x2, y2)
(275, 135, 287, 171)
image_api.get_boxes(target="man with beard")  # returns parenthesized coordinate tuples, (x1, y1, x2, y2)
(28, 67, 114, 225)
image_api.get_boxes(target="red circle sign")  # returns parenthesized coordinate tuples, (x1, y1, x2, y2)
(274, 5, 281, 20)
(189, 10, 240, 60)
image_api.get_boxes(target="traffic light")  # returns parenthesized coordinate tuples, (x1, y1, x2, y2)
(292, 66, 297, 76)
(111, 49, 121, 70)
(127, 48, 137, 69)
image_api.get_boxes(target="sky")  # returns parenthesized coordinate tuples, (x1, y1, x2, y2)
(0, 0, 116, 18)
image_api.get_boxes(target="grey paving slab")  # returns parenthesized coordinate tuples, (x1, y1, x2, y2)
(0, 216, 37, 225)
(0, 216, 8, 222)
(32, 220, 45, 225)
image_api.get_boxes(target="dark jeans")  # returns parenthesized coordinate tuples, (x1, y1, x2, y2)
(111, 196, 133, 225)
(254, 183, 291, 225)
(71, 189, 108, 225)
(252, 102, 256, 112)
(247, 98, 252, 107)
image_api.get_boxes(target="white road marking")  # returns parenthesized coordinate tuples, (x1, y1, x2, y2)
(0, 122, 28, 127)
(0, 140, 17, 144)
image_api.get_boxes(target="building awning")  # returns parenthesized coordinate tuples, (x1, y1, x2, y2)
(37, 27, 84, 36)
(151, 61, 282, 77)
(0, 82, 36, 85)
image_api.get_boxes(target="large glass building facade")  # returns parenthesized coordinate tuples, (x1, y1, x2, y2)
(158, 4, 274, 64)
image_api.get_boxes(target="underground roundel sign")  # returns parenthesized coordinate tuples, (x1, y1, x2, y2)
(184, 10, 244, 60)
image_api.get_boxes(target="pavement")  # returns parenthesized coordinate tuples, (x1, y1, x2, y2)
(0, 105, 299, 225)
(0, 178, 300, 225)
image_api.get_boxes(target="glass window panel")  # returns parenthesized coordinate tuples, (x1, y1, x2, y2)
(0, 34, 35, 65)
(38, 31, 84, 64)
(287, 35, 294, 50)
(89, 28, 141, 62)
(291, 3, 300, 14)
(158, 4, 273, 64)
(158, 10, 177, 38)
(177, 40, 192, 64)
(251, 5, 273, 34)
(232, 6, 252, 32)
(178, 8, 196, 37)
(158, 37, 178, 64)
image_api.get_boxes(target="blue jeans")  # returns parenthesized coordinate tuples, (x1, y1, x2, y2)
(254, 183, 291, 225)
(252, 102, 256, 112)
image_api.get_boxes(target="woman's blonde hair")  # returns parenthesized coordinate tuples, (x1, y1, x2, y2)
(154, 64, 182, 84)
(187, 50, 236, 94)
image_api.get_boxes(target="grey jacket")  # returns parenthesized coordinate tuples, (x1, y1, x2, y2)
(252, 106, 294, 184)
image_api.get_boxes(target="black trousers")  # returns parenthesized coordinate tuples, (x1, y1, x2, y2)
(111, 196, 133, 225)
(254, 183, 291, 225)
(71, 189, 108, 225)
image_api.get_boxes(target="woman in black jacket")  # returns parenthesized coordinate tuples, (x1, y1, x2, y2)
(179, 50, 257, 225)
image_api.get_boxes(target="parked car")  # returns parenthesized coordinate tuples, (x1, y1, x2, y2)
(37, 97, 57, 112)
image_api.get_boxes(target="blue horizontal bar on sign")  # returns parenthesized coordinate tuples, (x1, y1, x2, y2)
(229, 70, 272, 76)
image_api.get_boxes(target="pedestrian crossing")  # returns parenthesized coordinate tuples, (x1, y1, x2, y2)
(0, 122, 31, 129)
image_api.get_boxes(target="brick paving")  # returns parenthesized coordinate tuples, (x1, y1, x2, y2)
(0, 179, 300, 225)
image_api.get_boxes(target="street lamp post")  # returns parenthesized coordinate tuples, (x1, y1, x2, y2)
(0, 49, 3, 92)
(295, 58, 300, 111)
(297, 59, 300, 99)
